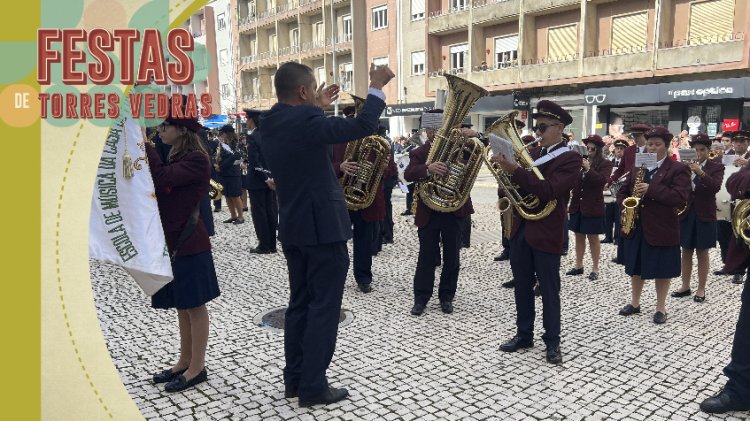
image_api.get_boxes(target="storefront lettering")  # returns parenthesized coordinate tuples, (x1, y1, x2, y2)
(667, 87, 734, 99)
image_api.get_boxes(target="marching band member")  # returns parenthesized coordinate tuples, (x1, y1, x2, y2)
(244, 108, 279, 254)
(259, 62, 394, 407)
(566, 135, 614, 280)
(700, 159, 750, 414)
(671, 134, 724, 302)
(492, 100, 582, 365)
(603, 138, 628, 244)
(405, 109, 474, 316)
(216, 125, 245, 224)
(616, 127, 691, 324)
(717, 131, 750, 283)
(145, 107, 221, 392)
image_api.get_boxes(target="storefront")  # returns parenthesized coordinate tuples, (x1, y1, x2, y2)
(468, 94, 514, 132)
(384, 102, 434, 138)
(584, 77, 750, 138)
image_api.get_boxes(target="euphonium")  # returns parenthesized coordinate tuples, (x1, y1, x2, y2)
(418, 74, 489, 212)
(620, 165, 646, 237)
(732, 199, 750, 246)
(340, 95, 392, 210)
(210, 142, 224, 200)
(483, 111, 557, 220)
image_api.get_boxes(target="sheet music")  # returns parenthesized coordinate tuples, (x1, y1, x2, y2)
(570, 144, 588, 157)
(678, 149, 697, 162)
(487, 133, 518, 166)
(635, 152, 658, 170)
(723, 154, 737, 166)
(421, 113, 443, 130)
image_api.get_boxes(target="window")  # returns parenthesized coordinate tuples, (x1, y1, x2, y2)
(411, 51, 425, 75)
(373, 56, 389, 67)
(266, 0, 275, 9)
(270, 72, 276, 96)
(315, 67, 326, 85)
(315, 22, 325, 45)
(250, 38, 257, 56)
(221, 83, 230, 99)
(449, 43, 468, 73)
(547, 24, 578, 61)
(219, 48, 229, 65)
(290, 28, 299, 47)
(450, 0, 467, 12)
(689, 0, 734, 45)
(340, 63, 353, 90)
(248, 0, 256, 17)
(494, 35, 518, 68)
(251, 77, 260, 96)
(342, 15, 353, 41)
(411, 0, 425, 20)
(217, 13, 226, 30)
(610, 12, 647, 53)
(372, 5, 388, 30)
(269, 33, 277, 52)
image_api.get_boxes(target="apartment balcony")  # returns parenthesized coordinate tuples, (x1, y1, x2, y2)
(239, 15, 257, 33)
(582, 51, 652, 77)
(239, 55, 259, 69)
(278, 45, 301, 58)
(472, 0, 520, 25)
(469, 62, 520, 86)
(299, 40, 327, 59)
(519, 59, 578, 83)
(255, 7, 278, 28)
(276, 1, 299, 21)
(657, 38, 744, 70)
(299, 0, 322, 15)
(240, 96, 278, 111)
(427, 5, 470, 34)
(524, 0, 580, 14)
(329, 35, 352, 52)
(256, 50, 278, 68)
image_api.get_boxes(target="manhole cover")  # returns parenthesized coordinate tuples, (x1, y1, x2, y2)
(255, 306, 354, 333)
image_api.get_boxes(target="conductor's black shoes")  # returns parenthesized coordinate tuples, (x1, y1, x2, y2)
(410, 303, 426, 316)
(700, 389, 750, 414)
(298, 387, 349, 408)
(440, 301, 453, 314)
(499, 336, 533, 352)
(545, 346, 563, 365)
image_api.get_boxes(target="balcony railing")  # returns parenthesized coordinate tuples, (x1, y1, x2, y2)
(301, 39, 327, 51)
(240, 55, 258, 65)
(299, 0, 318, 6)
(242, 94, 260, 102)
(258, 7, 277, 20)
(258, 50, 277, 61)
(239, 15, 256, 27)
(278, 45, 300, 56)
(472, 0, 512, 8)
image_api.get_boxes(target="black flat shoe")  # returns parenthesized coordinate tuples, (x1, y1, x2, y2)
(545, 346, 563, 365)
(653, 311, 667, 324)
(250, 247, 273, 254)
(440, 301, 453, 314)
(164, 368, 207, 392)
(494, 252, 510, 261)
(501, 280, 515, 288)
(242, 207, 249, 212)
(700, 389, 750, 414)
(733, 274, 744, 284)
(670, 289, 692, 298)
(410, 303, 426, 316)
(222, 218, 237, 223)
(299, 386, 349, 408)
(619, 304, 641, 316)
(400, 210, 412, 216)
(565, 267, 584, 276)
(713, 270, 727, 276)
(152, 367, 187, 384)
(213, 208, 221, 213)
(357, 283, 373, 293)
(499, 336, 533, 352)
(601, 238, 613, 244)
(694, 294, 706, 303)
(588, 272, 598, 281)
(233, 219, 245, 225)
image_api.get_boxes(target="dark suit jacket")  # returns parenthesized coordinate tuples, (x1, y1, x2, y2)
(610, 144, 645, 184)
(259, 94, 386, 246)
(246, 130, 272, 190)
(331, 142, 397, 222)
(569, 158, 614, 217)
(723, 164, 750, 272)
(217, 143, 241, 177)
(145, 146, 211, 256)
(403, 140, 474, 228)
(506, 142, 582, 254)
(682, 159, 724, 221)
(616, 158, 690, 247)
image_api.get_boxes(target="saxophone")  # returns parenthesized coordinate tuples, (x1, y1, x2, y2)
(620, 165, 646, 237)
(483, 111, 557, 221)
(340, 95, 392, 210)
(210, 143, 224, 200)
(418, 74, 489, 212)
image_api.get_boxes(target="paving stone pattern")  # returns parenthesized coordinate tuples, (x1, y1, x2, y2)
(90, 192, 747, 420)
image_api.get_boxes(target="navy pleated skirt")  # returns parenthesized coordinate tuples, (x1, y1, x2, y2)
(152, 250, 221, 310)
(568, 212, 605, 235)
(680, 208, 717, 249)
(624, 222, 681, 280)
(221, 175, 242, 197)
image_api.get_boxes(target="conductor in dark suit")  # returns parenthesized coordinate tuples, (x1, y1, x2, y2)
(244, 108, 278, 254)
(258, 62, 394, 407)
(491, 100, 582, 365)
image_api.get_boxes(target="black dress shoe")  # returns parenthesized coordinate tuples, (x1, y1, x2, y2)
(694, 294, 706, 303)
(611, 257, 619, 263)
(733, 274, 745, 284)
(164, 368, 207, 392)
(545, 346, 563, 365)
(653, 311, 667, 324)
(232, 218, 245, 225)
(588, 272, 598, 281)
(242, 207, 249, 212)
(618, 304, 641, 316)
(299, 386, 349, 408)
(152, 367, 187, 384)
(499, 336, 533, 352)
(284, 385, 298, 399)
(410, 303, 426, 316)
(714, 270, 727, 276)
(250, 247, 272, 254)
(501, 279, 515, 288)
(440, 301, 453, 314)
(565, 267, 584, 276)
(670, 288, 692, 298)
(494, 252, 510, 262)
(222, 218, 237, 223)
(700, 389, 750, 414)
(357, 283, 373, 293)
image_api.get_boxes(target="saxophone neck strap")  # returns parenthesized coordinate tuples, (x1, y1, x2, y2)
(533, 146, 571, 167)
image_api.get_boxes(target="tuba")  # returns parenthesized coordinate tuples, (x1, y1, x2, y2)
(340, 95, 392, 210)
(418, 74, 489, 212)
(732, 199, 750, 246)
(483, 111, 557, 221)
(620, 165, 646, 237)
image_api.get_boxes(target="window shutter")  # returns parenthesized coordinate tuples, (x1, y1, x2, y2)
(411, 51, 425, 66)
(411, 0, 425, 16)
(494, 35, 519, 53)
(548, 24, 577, 60)
(450, 44, 469, 54)
(689, 0, 734, 45)
(611, 12, 648, 51)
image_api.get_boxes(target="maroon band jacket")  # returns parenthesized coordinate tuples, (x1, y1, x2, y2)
(569, 158, 614, 218)
(681, 159, 724, 222)
(722, 164, 750, 273)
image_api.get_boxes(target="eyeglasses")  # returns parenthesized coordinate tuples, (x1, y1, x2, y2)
(532, 123, 562, 133)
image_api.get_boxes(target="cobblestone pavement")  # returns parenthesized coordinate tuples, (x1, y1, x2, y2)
(90, 186, 748, 420)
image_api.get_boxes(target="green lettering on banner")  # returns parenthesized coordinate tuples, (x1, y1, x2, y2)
(98, 156, 116, 170)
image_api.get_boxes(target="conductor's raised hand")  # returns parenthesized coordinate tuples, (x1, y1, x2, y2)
(316, 83, 340, 107)
(369, 63, 395, 90)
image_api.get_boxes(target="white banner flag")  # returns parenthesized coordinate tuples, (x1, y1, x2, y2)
(89, 116, 173, 296)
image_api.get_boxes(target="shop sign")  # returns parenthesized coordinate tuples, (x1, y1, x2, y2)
(385, 102, 434, 117)
(723, 119, 740, 132)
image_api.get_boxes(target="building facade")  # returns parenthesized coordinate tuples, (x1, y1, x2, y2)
(212, 0, 238, 115)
